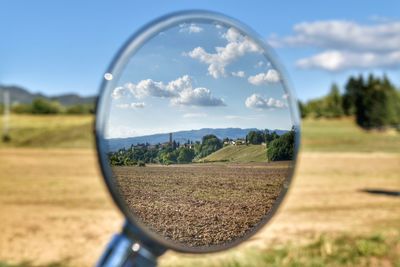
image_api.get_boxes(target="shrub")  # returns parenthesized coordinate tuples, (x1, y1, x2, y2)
(137, 161, 146, 167)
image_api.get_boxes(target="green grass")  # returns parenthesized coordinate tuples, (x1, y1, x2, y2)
(302, 117, 400, 153)
(161, 233, 400, 267)
(0, 115, 94, 148)
(201, 144, 267, 162)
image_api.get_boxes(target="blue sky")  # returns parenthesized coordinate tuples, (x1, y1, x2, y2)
(105, 23, 293, 137)
(1, 0, 399, 103)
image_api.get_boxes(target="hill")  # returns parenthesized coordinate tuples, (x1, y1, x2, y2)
(0, 85, 96, 106)
(200, 144, 268, 163)
(107, 128, 287, 151)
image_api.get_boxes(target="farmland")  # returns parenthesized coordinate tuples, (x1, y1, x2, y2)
(113, 162, 290, 247)
(200, 144, 267, 162)
(0, 115, 399, 266)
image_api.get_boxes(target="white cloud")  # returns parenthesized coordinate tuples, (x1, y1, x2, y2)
(185, 27, 262, 78)
(179, 23, 203, 33)
(245, 94, 286, 110)
(270, 20, 400, 52)
(282, 93, 289, 99)
(296, 50, 400, 71)
(183, 113, 207, 118)
(231, 70, 246, 77)
(116, 102, 146, 109)
(111, 86, 129, 99)
(111, 75, 225, 107)
(248, 69, 280, 85)
(269, 20, 400, 71)
(171, 87, 225, 107)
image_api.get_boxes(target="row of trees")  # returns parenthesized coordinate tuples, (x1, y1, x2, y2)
(246, 130, 280, 145)
(109, 134, 223, 166)
(299, 74, 400, 129)
(3, 98, 94, 115)
(109, 128, 296, 166)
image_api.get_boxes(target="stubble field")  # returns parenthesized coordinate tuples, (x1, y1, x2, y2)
(113, 162, 290, 247)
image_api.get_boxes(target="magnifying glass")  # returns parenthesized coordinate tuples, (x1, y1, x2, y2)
(95, 10, 301, 267)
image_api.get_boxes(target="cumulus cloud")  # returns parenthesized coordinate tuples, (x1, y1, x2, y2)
(111, 86, 129, 99)
(269, 20, 400, 71)
(282, 93, 289, 99)
(171, 87, 225, 107)
(185, 27, 262, 78)
(111, 75, 225, 107)
(245, 94, 286, 110)
(116, 102, 146, 109)
(248, 69, 280, 85)
(296, 50, 400, 71)
(231, 70, 246, 77)
(179, 23, 203, 33)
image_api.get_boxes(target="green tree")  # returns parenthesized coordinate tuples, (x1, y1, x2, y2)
(177, 147, 195, 163)
(31, 98, 62, 114)
(354, 74, 399, 129)
(324, 83, 343, 118)
(298, 101, 309, 118)
(247, 130, 264, 144)
(197, 134, 222, 158)
(267, 128, 295, 161)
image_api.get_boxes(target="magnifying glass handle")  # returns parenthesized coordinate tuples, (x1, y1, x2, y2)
(97, 222, 161, 267)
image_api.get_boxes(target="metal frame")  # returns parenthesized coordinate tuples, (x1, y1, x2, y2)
(95, 9, 301, 254)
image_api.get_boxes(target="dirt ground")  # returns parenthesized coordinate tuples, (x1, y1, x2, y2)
(113, 162, 290, 247)
(0, 149, 399, 266)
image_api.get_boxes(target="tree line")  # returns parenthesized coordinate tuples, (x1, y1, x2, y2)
(109, 134, 223, 166)
(246, 128, 295, 161)
(109, 128, 296, 166)
(0, 98, 94, 115)
(299, 74, 400, 130)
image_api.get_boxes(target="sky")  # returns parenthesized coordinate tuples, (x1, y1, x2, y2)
(1, 0, 399, 102)
(105, 23, 293, 137)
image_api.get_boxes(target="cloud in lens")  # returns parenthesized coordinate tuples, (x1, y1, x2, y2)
(111, 75, 225, 107)
(179, 23, 204, 33)
(185, 27, 263, 78)
(245, 94, 286, 110)
(171, 87, 225, 107)
(248, 69, 280, 85)
(269, 20, 400, 71)
(116, 102, 146, 109)
(231, 70, 246, 77)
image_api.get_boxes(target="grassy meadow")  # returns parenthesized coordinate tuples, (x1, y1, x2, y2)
(0, 115, 399, 267)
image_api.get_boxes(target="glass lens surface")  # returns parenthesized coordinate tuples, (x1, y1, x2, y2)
(98, 18, 299, 250)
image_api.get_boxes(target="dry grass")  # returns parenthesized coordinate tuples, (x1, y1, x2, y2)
(0, 149, 122, 267)
(0, 149, 399, 266)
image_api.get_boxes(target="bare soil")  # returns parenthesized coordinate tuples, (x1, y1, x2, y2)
(113, 162, 291, 247)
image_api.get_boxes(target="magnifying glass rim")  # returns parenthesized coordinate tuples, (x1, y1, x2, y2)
(95, 9, 301, 254)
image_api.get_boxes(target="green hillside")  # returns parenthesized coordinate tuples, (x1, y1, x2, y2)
(0, 114, 94, 148)
(200, 144, 268, 163)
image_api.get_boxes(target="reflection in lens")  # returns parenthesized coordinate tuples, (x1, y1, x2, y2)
(101, 21, 297, 248)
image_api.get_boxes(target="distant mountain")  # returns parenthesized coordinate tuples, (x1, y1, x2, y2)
(0, 85, 96, 106)
(106, 128, 288, 151)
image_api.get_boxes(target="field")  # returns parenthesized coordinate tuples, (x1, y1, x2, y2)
(200, 144, 267, 162)
(113, 162, 290, 247)
(0, 115, 399, 266)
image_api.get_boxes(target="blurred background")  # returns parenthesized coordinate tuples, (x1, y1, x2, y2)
(0, 1, 399, 266)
